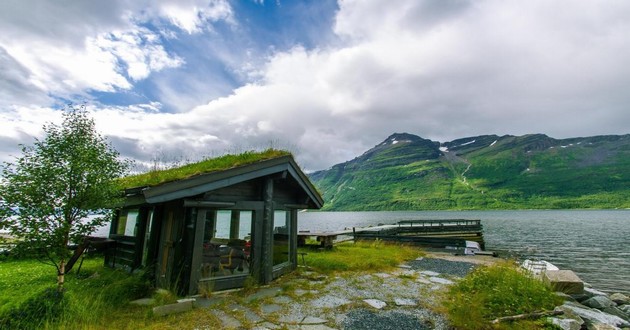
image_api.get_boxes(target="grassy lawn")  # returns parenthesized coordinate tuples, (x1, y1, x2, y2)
(1, 243, 562, 329)
(0, 242, 421, 329)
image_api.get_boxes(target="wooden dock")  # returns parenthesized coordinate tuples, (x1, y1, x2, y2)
(298, 219, 485, 250)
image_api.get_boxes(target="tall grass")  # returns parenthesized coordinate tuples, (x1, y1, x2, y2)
(442, 262, 563, 329)
(0, 257, 152, 329)
(301, 240, 421, 273)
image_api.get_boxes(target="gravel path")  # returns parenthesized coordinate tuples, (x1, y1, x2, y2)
(343, 309, 435, 330)
(407, 257, 477, 277)
(197, 254, 491, 329)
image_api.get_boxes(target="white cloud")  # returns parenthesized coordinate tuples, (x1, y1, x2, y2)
(2, 0, 630, 171)
(0, 0, 230, 106)
(156, 0, 234, 34)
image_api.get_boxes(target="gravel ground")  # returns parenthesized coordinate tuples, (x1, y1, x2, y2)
(407, 257, 477, 277)
(342, 309, 436, 330)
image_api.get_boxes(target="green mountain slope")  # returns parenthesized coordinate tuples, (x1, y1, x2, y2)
(309, 133, 630, 210)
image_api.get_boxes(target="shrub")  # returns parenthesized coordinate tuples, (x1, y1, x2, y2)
(443, 262, 563, 329)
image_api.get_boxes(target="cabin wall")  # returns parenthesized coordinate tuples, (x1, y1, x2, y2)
(111, 169, 320, 296)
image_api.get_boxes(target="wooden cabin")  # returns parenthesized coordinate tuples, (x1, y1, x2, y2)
(106, 151, 323, 295)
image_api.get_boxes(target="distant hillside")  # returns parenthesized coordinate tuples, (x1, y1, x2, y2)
(309, 133, 630, 210)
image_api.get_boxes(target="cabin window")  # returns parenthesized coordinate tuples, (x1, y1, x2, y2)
(116, 209, 139, 236)
(272, 210, 290, 266)
(200, 210, 252, 279)
(141, 209, 154, 266)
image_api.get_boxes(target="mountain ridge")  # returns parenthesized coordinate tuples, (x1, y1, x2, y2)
(309, 132, 630, 210)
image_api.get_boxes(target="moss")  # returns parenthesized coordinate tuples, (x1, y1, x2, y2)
(118, 149, 291, 189)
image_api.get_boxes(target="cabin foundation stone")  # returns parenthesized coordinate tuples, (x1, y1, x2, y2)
(152, 300, 193, 316)
(544, 270, 584, 294)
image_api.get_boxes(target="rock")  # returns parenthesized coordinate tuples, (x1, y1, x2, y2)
(260, 303, 283, 315)
(559, 302, 629, 329)
(602, 307, 629, 322)
(556, 292, 578, 303)
(585, 322, 620, 330)
(544, 270, 584, 294)
(394, 298, 418, 306)
(363, 299, 387, 309)
(301, 316, 328, 325)
(130, 298, 155, 306)
(610, 293, 630, 305)
(583, 296, 617, 310)
(420, 270, 440, 277)
(585, 288, 610, 297)
(429, 277, 454, 285)
(619, 305, 630, 314)
(548, 317, 583, 330)
(152, 300, 193, 316)
(309, 296, 352, 309)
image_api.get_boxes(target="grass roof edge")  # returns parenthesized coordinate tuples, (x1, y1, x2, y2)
(117, 149, 292, 190)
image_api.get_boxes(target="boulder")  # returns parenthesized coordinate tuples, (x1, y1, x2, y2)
(583, 296, 616, 310)
(544, 270, 584, 294)
(619, 305, 630, 314)
(548, 317, 582, 330)
(601, 307, 629, 322)
(585, 322, 620, 330)
(610, 293, 629, 305)
(559, 302, 629, 329)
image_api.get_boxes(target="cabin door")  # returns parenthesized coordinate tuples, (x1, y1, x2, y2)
(157, 203, 183, 289)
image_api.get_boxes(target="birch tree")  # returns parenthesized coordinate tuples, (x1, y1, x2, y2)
(0, 105, 129, 291)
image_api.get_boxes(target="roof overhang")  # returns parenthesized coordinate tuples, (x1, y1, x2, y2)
(127, 155, 323, 208)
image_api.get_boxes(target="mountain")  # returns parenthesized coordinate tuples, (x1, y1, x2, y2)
(309, 133, 630, 210)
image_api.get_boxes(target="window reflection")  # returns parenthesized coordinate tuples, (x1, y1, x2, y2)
(201, 210, 252, 279)
(273, 210, 290, 266)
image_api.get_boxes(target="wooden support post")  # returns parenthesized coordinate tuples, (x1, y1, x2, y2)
(188, 208, 206, 294)
(261, 178, 274, 284)
(230, 210, 240, 239)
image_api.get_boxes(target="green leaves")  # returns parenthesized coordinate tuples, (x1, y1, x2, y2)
(0, 105, 129, 284)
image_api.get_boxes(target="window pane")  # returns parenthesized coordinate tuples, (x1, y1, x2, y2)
(124, 210, 138, 236)
(117, 209, 139, 236)
(273, 210, 290, 266)
(200, 210, 252, 280)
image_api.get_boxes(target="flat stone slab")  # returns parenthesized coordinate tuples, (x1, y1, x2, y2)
(229, 304, 263, 324)
(302, 316, 328, 324)
(252, 322, 280, 330)
(394, 298, 418, 306)
(152, 300, 193, 316)
(260, 303, 283, 315)
(364, 299, 387, 309)
(130, 298, 155, 306)
(309, 296, 352, 309)
(272, 295, 294, 304)
(300, 325, 337, 330)
(211, 310, 242, 329)
(193, 296, 223, 308)
(278, 314, 305, 324)
(420, 270, 440, 277)
(429, 277, 454, 285)
(544, 270, 584, 294)
(247, 287, 283, 302)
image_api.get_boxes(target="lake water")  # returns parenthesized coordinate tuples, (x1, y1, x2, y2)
(298, 210, 630, 294)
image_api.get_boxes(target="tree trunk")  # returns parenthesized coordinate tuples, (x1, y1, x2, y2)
(58, 259, 65, 292)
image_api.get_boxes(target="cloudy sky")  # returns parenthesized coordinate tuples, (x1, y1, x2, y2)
(1, 0, 630, 172)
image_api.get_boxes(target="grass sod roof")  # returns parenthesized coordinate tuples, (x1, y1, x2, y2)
(117, 149, 292, 190)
